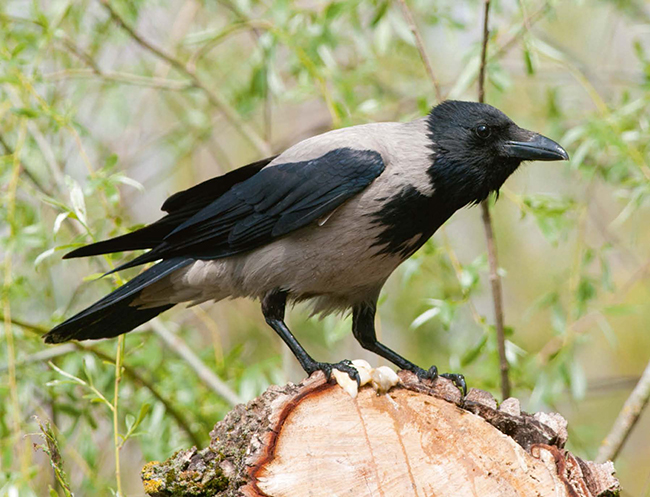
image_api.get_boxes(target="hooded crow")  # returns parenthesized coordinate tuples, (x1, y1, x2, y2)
(43, 100, 568, 393)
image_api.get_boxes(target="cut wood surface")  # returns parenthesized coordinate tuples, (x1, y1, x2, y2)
(142, 371, 620, 497)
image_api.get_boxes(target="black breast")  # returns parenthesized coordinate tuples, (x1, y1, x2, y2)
(369, 186, 455, 258)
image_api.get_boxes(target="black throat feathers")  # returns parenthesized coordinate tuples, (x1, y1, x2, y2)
(370, 111, 521, 259)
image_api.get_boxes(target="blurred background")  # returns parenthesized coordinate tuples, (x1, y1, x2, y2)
(1, 0, 649, 495)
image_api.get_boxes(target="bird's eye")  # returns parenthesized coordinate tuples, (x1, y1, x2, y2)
(474, 125, 491, 139)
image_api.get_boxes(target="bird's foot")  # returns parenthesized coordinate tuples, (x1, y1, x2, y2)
(306, 359, 360, 386)
(440, 373, 467, 397)
(414, 365, 467, 396)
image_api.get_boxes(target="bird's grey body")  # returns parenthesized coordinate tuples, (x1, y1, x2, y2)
(43, 100, 569, 392)
(137, 118, 434, 315)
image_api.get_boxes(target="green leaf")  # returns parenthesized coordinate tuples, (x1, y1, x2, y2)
(105, 153, 119, 169)
(324, 1, 345, 20)
(35, 247, 56, 267)
(410, 307, 441, 329)
(53, 212, 70, 236)
(134, 403, 151, 428)
(371, 1, 390, 26)
(569, 360, 587, 400)
(111, 174, 144, 192)
(12, 107, 40, 118)
(125, 414, 136, 432)
(461, 335, 487, 366)
(523, 47, 535, 75)
(68, 179, 86, 226)
(602, 304, 639, 316)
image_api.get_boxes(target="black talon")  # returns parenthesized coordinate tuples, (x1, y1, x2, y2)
(415, 365, 439, 381)
(333, 359, 361, 387)
(413, 365, 467, 396)
(307, 359, 361, 386)
(440, 373, 467, 397)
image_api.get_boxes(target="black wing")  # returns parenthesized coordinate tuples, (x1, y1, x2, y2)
(64, 156, 277, 259)
(112, 147, 385, 271)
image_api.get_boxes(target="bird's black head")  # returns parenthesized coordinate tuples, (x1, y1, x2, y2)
(426, 100, 568, 208)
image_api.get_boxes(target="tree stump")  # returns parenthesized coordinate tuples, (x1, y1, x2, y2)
(142, 371, 620, 497)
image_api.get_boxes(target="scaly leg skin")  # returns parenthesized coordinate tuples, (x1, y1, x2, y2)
(262, 290, 360, 385)
(352, 301, 467, 396)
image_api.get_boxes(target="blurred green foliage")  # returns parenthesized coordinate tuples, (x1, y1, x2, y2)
(1, 0, 649, 495)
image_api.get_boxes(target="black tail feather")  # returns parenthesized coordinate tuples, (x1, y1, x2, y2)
(44, 301, 174, 344)
(64, 156, 276, 261)
(43, 258, 190, 344)
(63, 221, 172, 259)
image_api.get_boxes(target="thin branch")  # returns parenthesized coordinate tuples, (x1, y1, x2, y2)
(186, 20, 271, 72)
(184, 17, 339, 126)
(490, 2, 550, 62)
(98, 0, 271, 157)
(150, 319, 243, 407)
(45, 69, 194, 91)
(480, 202, 510, 399)
(60, 35, 102, 74)
(6, 89, 66, 189)
(88, 348, 203, 448)
(0, 133, 53, 196)
(477, 0, 511, 400)
(596, 358, 650, 462)
(3, 315, 202, 447)
(112, 335, 125, 496)
(264, 52, 273, 144)
(588, 375, 641, 396)
(444, 1, 552, 101)
(477, 1, 491, 104)
(3, 120, 28, 478)
(0, 344, 77, 372)
(396, 0, 443, 102)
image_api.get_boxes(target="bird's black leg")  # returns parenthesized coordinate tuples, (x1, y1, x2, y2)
(261, 290, 360, 385)
(352, 301, 466, 395)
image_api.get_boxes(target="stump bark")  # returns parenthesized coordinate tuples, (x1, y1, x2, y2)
(142, 371, 620, 497)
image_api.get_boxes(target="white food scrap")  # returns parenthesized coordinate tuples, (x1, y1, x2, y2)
(332, 361, 400, 397)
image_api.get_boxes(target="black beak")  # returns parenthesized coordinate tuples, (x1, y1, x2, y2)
(503, 133, 569, 162)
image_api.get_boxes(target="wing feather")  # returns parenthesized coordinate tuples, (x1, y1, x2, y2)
(112, 147, 384, 271)
(63, 156, 276, 259)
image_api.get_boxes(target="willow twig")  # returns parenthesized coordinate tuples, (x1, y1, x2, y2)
(45, 69, 194, 91)
(3, 120, 28, 478)
(445, 1, 552, 100)
(396, 0, 443, 102)
(490, 2, 550, 62)
(88, 344, 203, 448)
(477, 0, 511, 400)
(6, 89, 66, 189)
(478, 1, 491, 104)
(60, 35, 102, 74)
(596, 358, 650, 462)
(150, 319, 242, 407)
(0, 133, 52, 196)
(112, 335, 125, 496)
(98, 0, 271, 157)
(4, 315, 202, 447)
